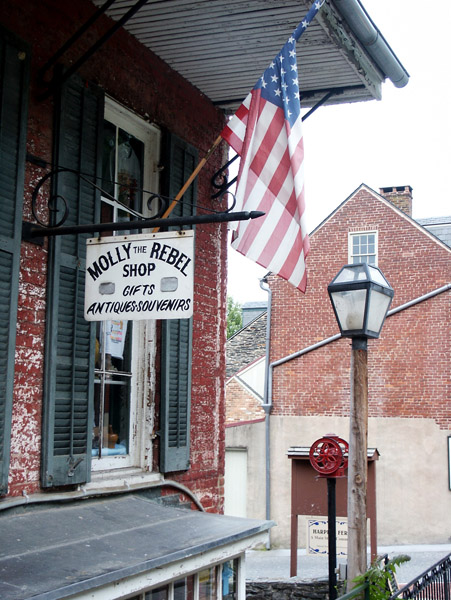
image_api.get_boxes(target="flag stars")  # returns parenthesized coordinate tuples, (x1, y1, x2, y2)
(253, 15, 310, 125)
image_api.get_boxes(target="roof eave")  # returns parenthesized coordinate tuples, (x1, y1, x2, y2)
(332, 0, 409, 88)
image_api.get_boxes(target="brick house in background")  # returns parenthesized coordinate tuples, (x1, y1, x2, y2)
(224, 311, 267, 518)
(226, 311, 267, 425)
(225, 184, 451, 547)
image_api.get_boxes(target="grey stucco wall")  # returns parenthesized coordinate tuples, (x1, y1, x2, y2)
(226, 416, 451, 548)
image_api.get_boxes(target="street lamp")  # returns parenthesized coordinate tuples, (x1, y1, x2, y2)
(327, 263, 394, 589)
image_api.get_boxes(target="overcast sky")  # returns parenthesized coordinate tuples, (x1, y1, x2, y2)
(227, 0, 451, 304)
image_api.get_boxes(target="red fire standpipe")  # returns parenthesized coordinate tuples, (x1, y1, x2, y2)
(309, 435, 349, 600)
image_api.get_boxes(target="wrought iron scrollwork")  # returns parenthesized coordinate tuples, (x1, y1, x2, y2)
(23, 161, 262, 242)
(31, 167, 73, 228)
(211, 153, 238, 200)
(146, 193, 169, 219)
(31, 166, 171, 228)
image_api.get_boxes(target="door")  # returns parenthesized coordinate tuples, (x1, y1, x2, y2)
(224, 448, 247, 517)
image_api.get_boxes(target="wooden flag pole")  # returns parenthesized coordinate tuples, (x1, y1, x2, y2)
(152, 133, 224, 232)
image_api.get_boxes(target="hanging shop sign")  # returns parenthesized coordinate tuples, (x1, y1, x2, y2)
(84, 230, 194, 321)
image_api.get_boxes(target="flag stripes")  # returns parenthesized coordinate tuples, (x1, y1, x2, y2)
(221, 2, 323, 292)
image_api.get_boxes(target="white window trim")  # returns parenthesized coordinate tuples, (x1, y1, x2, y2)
(91, 98, 160, 473)
(64, 532, 265, 600)
(104, 97, 161, 217)
(348, 229, 378, 265)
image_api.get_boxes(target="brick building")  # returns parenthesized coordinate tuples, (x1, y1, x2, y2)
(225, 184, 451, 547)
(0, 0, 409, 596)
(0, 2, 270, 598)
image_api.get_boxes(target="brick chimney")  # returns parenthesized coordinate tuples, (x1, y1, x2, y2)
(379, 185, 413, 216)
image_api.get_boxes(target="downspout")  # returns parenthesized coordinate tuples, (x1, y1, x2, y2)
(334, 0, 409, 87)
(259, 277, 272, 546)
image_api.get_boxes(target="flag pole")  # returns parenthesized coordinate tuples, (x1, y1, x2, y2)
(152, 133, 224, 233)
(152, 0, 325, 234)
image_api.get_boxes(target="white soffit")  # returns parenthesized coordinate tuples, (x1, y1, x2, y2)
(91, 0, 408, 112)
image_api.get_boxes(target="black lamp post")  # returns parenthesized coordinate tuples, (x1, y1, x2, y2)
(327, 263, 394, 589)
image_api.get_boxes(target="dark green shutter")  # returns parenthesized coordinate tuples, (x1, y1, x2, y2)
(0, 28, 30, 494)
(41, 74, 103, 487)
(160, 134, 197, 473)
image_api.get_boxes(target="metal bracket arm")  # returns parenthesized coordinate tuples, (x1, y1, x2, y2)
(22, 210, 264, 241)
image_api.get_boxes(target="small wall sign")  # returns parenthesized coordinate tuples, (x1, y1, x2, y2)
(306, 516, 348, 556)
(85, 230, 194, 321)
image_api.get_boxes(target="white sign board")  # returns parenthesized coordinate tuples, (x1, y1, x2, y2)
(84, 230, 194, 321)
(306, 516, 348, 556)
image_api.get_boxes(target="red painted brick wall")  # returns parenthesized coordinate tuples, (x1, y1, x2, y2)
(3, 0, 228, 509)
(268, 186, 451, 429)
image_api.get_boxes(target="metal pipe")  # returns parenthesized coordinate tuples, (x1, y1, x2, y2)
(0, 478, 205, 513)
(334, 0, 409, 87)
(259, 277, 272, 548)
(386, 283, 451, 316)
(328, 478, 338, 600)
(266, 283, 451, 407)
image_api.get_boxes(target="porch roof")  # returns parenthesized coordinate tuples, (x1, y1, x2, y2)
(0, 492, 273, 599)
(91, 0, 409, 112)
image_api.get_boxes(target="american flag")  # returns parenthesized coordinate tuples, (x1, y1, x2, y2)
(221, 1, 324, 292)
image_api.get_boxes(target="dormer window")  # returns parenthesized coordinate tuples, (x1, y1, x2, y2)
(348, 231, 378, 265)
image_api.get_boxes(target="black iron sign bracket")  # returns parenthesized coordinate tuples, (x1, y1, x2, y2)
(22, 210, 263, 243)
(22, 164, 263, 244)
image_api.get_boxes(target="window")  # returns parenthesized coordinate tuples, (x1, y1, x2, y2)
(92, 99, 160, 471)
(222, 560, 239, 600)
(127, 562, 239, 600)
(42, 75, 196, 487)
(198, 567, 217, 600)
(349, 231, 378, 265)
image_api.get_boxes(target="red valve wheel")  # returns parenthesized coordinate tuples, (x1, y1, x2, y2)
(309, 436, 348, 476)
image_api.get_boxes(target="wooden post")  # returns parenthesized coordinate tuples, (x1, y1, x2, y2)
(347, 337, 368, 590)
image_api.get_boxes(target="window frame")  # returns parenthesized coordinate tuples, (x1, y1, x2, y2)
(101, 556, 245, 600)
(91, 98, 161, 473)
(348, 230, 378, 265)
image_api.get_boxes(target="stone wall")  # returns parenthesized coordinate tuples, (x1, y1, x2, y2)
(246, 580, 332, 600)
